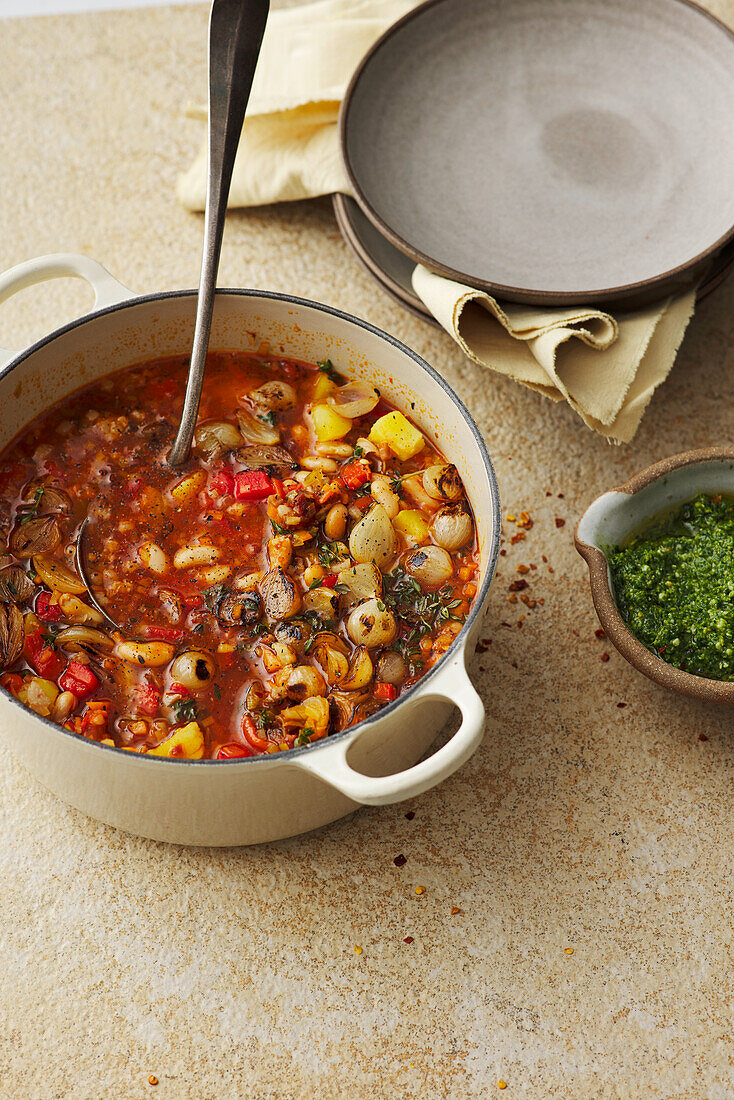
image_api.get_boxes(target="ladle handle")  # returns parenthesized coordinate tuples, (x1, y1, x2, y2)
(168, 0, 269, 467)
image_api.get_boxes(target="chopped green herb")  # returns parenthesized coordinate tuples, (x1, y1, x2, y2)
(382, 567, 465, 665)
(202, 583, 227, 615)
(317, 359, 340, 383)
(270, 519, 288, 536)
(171, 696, 198, 723)
(213, 683, 222, 700)
(317, 540, 339, 566)
(254, 707, 279, 732)
(608, 493, 734, 680)
(17, 487, 44, 524)
(295, 726, 315, 747)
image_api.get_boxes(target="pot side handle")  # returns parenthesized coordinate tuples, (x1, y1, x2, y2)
(292, 649, 485, 806)
(0, 253, 134, 366)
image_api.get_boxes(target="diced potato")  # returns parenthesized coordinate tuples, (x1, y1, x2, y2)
(149, 720, 205, 759)
(311, 374, 337, 403)
(368, 411, 425, 461)
(169, 470, 207, 507)
(18, 677, 59, 717)
(311, 404, 352, 442)
(393, 509, 430, 543)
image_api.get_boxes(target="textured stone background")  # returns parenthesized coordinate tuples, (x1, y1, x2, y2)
(2, 2, 734, 1097)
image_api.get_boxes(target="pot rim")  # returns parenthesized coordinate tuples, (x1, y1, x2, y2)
(575, 446, 734, 704)
(0, 286, 501, 764)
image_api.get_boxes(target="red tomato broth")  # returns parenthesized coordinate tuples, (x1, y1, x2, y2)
(0, 350, 480, 759)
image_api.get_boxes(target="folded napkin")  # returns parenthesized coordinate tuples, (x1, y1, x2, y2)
(177, 0, 698, 443)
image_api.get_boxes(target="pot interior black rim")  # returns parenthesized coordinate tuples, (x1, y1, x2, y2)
(0, 287, 501, 766)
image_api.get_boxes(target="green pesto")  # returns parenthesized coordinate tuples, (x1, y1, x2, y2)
(608, 494, 734, 681)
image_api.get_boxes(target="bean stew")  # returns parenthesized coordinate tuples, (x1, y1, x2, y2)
(0, 349, 479, 759)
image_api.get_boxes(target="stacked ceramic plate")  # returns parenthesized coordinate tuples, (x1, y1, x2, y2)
(335, 0, 734, 320)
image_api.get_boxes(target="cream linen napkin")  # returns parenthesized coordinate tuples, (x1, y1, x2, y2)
(177, 0, 698, 444)
(177, 0, 416, 209)
(412, 267, 697, 443)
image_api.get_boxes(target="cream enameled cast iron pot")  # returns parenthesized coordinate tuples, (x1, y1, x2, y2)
(0, 254, 500, 846)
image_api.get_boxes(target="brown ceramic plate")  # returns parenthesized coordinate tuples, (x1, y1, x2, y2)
(341, 0, 734, 307)
(575, 448, 734, 704)
(333, 194, 734, 321)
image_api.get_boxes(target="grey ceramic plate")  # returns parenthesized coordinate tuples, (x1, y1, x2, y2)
(341, 0, 734, 307)
(333, 194, 734, 321)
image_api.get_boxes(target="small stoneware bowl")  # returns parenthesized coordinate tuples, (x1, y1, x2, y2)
(575, 447, 734, 704)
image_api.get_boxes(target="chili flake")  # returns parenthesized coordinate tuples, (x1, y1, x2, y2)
(354, 945, 363, 955)
(394, 853, 407, 867)
(404, 811, 415, 820)
(601, 652, 610, 662)
(451, 906, 461, 915)
(403, 936, 414, 944)
(415, 885, 426, 896)
(148, 1076, 159, 1087)
(555, 517, 565, 528)
(498, 1081, 508, 1090)
(564, 947, 574, 955)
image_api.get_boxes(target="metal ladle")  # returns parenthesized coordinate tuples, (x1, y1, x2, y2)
(76, 0, 269, 621)
(169, 0, 270, 466)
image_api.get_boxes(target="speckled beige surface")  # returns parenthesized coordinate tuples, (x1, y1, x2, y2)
(2, 3, 734, 1097)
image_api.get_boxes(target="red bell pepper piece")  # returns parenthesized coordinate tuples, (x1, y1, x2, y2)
(216, 742, 253, 760)
(59, 661, 100, 699)
(135, 683, 160, 716)
(322, 573, 338, 589)
(143, 624, 184, 643)
(339, 461, 371, 490)
(169, 681, 191, 697)
(242, 715, 271, 753)
(233, 470, 273, 501)
(374, 682, 398, 703)
(35, 591, 62, 622)
(1, 672, 23, 695)
(210, 468, 234, 496)
(25, 629, 64, 680)
(181, 593, 204, 610)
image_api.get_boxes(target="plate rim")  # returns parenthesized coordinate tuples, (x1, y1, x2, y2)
(332, 193, 434, 321)
(333, 194, 734, 318)
(339, 0, 734, 306)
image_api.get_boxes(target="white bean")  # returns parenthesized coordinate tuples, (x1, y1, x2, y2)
(138, 541, 170, 574)
(370, 475, 400, 519)
(173, 544, 220, 569)
(301, 455, 338, 473)
(316, 442, 354, 458)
